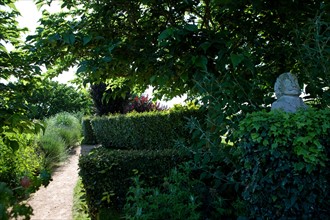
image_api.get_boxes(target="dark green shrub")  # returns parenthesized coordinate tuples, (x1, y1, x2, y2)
(124, 164, 202, 220)
(78, 147, 187, 218)
(81, 117, 97, 145)
(90, 109, 200, 150)
(90, 82, 130, 116)
(235, 109, 330, 218)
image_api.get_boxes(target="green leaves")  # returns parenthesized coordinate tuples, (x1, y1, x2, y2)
(82, 35, 92, 46)
(192, 55, 208, 72)
(236, 108, 330, 218)
(230, 53, 244, 68)
(63, 33, 75, 45)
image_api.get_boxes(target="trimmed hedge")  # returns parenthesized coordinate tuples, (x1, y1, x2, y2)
(90, 110, 200, 150)
(235, 109, 330, 219)
(81, 117, 97, 145)
(78, 147, 188, 218)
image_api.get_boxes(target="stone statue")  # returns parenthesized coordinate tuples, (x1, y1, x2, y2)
(271, 72, 308, 113)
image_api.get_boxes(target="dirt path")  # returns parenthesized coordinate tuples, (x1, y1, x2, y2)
(25, 145, 95, 220)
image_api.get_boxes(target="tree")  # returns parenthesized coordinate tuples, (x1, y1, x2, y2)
(0, 1, 50, 219)
(7, 79, 93, 119)
(90, 82, 130, 115)
(0, 0, 43, 150)
(26, 0, 329, 138)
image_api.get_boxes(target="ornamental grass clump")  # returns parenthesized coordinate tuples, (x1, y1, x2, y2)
(39, 112, 82, 169)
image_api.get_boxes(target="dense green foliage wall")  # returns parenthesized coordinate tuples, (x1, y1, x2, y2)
(235, 109, 330, 218)
(79, 148, 187, 218)
(81, 117, 97, 145)
(90, 109, 200, 150)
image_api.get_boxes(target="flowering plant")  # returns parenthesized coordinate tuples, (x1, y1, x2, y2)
(125, 95, 165, 113)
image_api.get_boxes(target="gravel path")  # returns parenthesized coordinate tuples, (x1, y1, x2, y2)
(26, 145, 96, 220)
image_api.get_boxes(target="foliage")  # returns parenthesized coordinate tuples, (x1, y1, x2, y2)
(45, 112, 82, 146)
(38, 131, 67, 169)
(73, 178, 90, 220)
(78, 147, 187, 218)
(90, 109, 199, 150)
(0, 134, 51, 220)
(0, 182, 33, 220)
(125, 95, 165, 113)
(28, 0, 327, 106)
(8, 79, 93, 120)
(235, 109, 330, 218)
(0, 0, 44, 151)
(39, 112, 82, 169)
(294, 3, 330, 107)
(124, 165, 202, 220)
(81, 117, 97, 145)
(90, 82, 130, 116)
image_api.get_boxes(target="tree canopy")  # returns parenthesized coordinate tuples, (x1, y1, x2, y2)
(28, 0, 329, 104)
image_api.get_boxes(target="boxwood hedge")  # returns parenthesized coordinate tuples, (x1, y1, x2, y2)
(79, 147, 188, 218)
(89, 110, 200, 150)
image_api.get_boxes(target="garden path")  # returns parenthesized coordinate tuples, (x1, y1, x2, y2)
(26, 145, 95, 220)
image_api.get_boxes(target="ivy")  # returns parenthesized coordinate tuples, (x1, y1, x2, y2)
(235, 108, 330, 218)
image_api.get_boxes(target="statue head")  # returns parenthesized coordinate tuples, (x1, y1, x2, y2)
(274, 72, 301, 98)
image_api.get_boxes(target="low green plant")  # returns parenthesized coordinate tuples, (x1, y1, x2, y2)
(38, 132, 67, 169)
(73, 178, 90, 220)
(0, 134, 51, 220)
(235, 109, 330, 218)
(124, 165, 202, 220)
(45, 112, 82, 147)
(39, 112, 82, 169)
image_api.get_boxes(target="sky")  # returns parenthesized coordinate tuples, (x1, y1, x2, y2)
(15, 0, 75, 84)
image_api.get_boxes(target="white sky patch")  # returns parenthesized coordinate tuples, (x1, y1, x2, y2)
(13, 0, 75, 84)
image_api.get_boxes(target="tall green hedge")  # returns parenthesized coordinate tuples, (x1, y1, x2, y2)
(79, 148, 188, 218)
(235, 109, 330, 219)
(81, 117, 97, 145)
(90, 110, 200, 150)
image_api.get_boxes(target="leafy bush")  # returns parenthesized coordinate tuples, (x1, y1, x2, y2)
(124, 95, 165, 113)
(235, 109, 330, 218)
(81, 117, 97, 145)
(90, 109, 200, 150)
(78, 147, 187, 218)
(0, 134, 51, 220)
(124, 164, 202, 220)
(0, 133, 44, 188)
(90, 82, 131, 116)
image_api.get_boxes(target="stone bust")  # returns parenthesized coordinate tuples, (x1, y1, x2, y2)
(271, 72, 308, 113)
